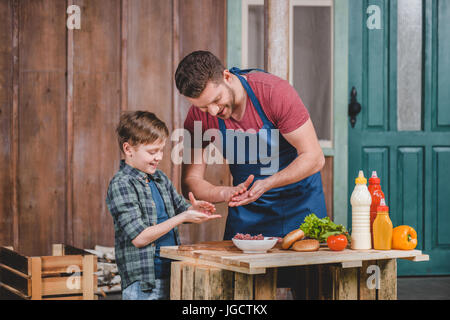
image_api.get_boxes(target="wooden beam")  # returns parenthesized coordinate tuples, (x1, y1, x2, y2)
(63, 244, 91, 256)
(377, 259, 397, 300)
(40, 255, 83, 275)
(318, 264, 335, 300)
(30, 257, 42, 300)
(0, 246, 29, 275)
(181, 263, 195, 299)
(359, 260, 377, 300)
(82, 255, 95, 300)
(401, 254, 429, 262)
(0, 282, 30, 300)
(209, 268, 233, 300)
(234, 273, 253, 300)
(120, 0, 128, 112)
(66, 0, 75, 247)
(171, 0, 180, 183)
(0, 263, 30, 296)
(335, 266, 358, 300)
(254, 268, 277, 300)
(0, 263, 30, 279)
(170, 261, 184, 300)
(43, 295, 84, 300)
(42, 276, 81, 296)
(11, 0, 19, 252)
(52, 244, 65, 256)
(341, 260, 363, 268)
(264, 0, 290, 80)
(193, 265, 210, 300)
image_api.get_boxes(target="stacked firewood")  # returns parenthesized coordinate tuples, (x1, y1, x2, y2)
(85, 245, 121, 297)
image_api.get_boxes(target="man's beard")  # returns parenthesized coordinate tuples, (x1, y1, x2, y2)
(224, 83, 237, 114)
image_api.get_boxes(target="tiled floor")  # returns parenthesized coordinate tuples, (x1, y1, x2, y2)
(398, 276, 450, 300)
(100, 276, 450, 300)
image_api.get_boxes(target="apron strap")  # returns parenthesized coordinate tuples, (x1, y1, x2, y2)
(229, 67, 267, 75)
(228, 67, 273, 127)
(218, 67, 277, 163)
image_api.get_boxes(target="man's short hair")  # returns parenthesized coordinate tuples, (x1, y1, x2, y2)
(116, 111, 169, 153)
(175, 50, 225, 98)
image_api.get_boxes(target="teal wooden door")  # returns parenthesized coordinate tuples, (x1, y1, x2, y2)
(349, 0, 450, 275)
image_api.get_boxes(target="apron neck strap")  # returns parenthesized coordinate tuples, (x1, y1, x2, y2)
(229, 67, 267, 75)
(226, 67, 272, 127)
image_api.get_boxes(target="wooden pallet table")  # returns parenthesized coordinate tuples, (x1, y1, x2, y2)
(0, 244, 98, 300)
(160, 241, 429, 300)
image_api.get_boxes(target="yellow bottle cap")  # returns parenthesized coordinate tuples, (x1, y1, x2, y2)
(355, 170, 367, 184)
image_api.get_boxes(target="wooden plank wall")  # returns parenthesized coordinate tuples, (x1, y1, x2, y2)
(0, 0, 228, 255)
(18, 0, 67, 256)
(0, 0, 332, 254)
(322, 157, 334, 221)
(71, 0, 121, 250)
(0, 0, 14, 250)
(176, 0, 230, 243)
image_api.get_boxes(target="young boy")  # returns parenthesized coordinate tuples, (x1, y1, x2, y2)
(106, 111, 220, 300)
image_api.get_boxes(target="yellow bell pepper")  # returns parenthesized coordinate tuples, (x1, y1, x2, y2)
(392, 225, 417, 250)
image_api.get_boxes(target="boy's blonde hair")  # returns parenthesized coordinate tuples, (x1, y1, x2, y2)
(116, 111, 169, 153)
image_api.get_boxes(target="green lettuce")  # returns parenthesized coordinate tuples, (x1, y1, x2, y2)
(299, 213, 350, 243)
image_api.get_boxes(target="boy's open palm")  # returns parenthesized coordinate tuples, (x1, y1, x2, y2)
(189, 192, 216, 215)
(182, 210, 221, 224)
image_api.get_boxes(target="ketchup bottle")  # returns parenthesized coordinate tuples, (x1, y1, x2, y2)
(368, 171, 385, 247)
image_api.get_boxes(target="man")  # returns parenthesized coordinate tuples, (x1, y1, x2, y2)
(175, 50, 327, 241)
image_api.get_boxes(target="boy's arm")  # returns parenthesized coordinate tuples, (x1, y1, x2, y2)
(131, 214, 185, 248)
(107, 179, 188, 248)
(133, 210, 221, 248)
(107, 179, 220, 248)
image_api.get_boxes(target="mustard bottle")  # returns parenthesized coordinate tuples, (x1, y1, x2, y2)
(373, 198, 393, 250)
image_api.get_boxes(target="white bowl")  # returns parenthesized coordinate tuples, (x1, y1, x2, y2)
(232, 237, 278, 254)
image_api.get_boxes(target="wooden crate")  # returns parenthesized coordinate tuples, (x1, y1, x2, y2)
(169, 259, 399, 300)
(0, 244, 98, 300)
(170, 261, 277, 300)
(292, 259, 397, 300)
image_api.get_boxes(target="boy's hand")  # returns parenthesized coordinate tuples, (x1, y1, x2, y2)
(181, 210, 221, 224)
(189, 192, 216, 215)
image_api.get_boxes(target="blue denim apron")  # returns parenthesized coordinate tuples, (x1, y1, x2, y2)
(148, 180, 175, 279)
(220, 67, 327, 240)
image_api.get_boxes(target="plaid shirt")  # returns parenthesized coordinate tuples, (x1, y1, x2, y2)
(106, 160, 191, 291)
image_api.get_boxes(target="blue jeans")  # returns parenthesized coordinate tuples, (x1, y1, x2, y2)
(122, 279, 170, 300)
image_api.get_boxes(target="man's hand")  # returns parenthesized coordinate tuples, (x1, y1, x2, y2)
(181, 210, 222, 224)
(218, 175, 255, 205)
(188, 192, 216, 215)
(228, 177, 273, 207)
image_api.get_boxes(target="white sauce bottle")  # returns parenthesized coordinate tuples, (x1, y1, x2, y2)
(350, 170, 372, 249)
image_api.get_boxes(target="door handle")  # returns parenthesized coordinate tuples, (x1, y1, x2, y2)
(348, 87, 361, 128)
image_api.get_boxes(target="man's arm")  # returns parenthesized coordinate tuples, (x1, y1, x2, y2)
(181, 147, 224, 202)
(267, 118, 325, 188)
(229, 119, 324, 206)
(182, 147, 254, 204)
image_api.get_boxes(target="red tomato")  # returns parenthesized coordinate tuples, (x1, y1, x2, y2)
(327, 234, 348, 251)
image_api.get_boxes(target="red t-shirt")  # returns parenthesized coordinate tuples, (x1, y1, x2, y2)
(183, 72, 310, 147)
